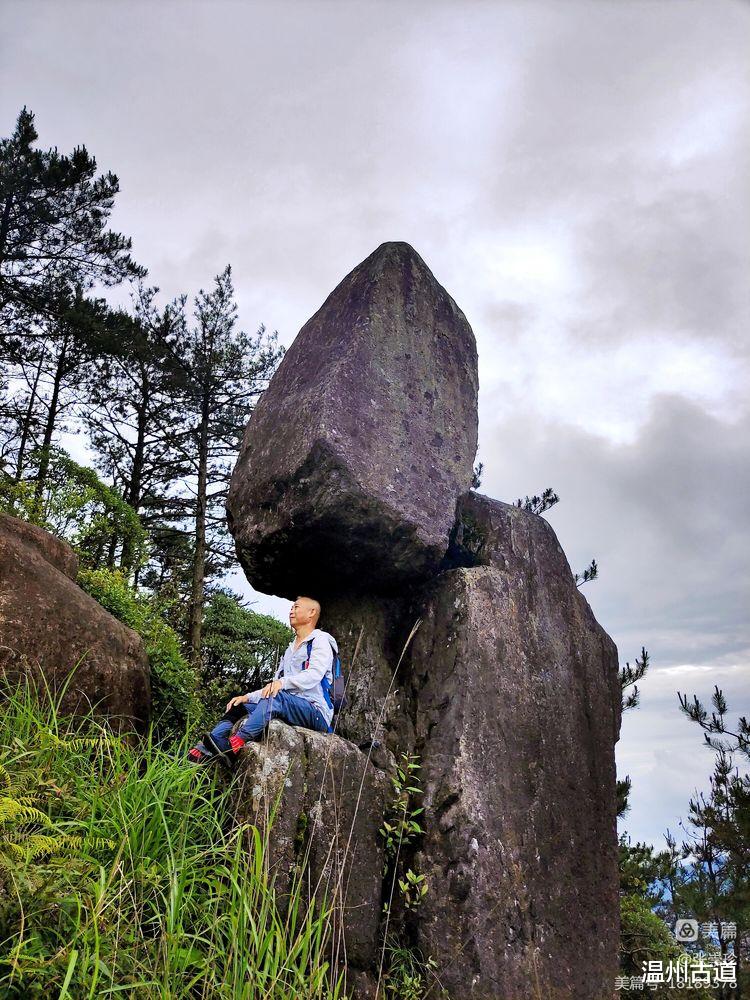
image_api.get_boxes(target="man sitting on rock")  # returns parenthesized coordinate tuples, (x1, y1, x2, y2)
(187, 596, 337, 767)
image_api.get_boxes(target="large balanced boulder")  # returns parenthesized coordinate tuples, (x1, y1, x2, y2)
(227, 241, 479, 598)
(230, 721, 389, 971)
(0, 513, 150, 731)
(407, 493, 622, 999)
(225, 240, 623, 997)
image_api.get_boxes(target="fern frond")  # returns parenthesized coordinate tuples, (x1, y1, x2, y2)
(22, 834, 64, 859)
(0, 797, 49, 826)
(34, 730, 120, 753)
(1, 841, 26, 862)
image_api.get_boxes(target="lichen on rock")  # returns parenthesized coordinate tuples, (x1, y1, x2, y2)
(229, 721, 388, 971)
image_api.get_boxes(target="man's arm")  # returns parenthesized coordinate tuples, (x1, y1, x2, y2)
(246, 655, 287, 699)
(230, 658, 285, 710)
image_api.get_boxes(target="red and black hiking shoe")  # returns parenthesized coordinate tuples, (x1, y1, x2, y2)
(228, 733, 246, 755)
(202, 733, 239, 772)
(187, 746, 214, 766)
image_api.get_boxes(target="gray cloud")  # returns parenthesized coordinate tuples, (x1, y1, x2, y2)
(481, 392, 750, 665)
(480, 392, 750, 849)
(3, 0, 748, 849)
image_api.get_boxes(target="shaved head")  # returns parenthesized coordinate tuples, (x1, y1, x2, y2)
(293, 596, 321, 624)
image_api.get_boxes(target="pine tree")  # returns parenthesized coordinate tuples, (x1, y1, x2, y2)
(0, 316, 47, 479)
(1, 285, 131, 508)
(81, 284, 189, 573)
(1, 106, 144, 508)
(0, 107, 144, 317)
(167, 265, 284, 665)
(673, 687, 750, 994)
(618, 647, 651, 817)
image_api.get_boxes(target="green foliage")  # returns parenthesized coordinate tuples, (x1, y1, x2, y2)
(378, 753, 438, 998)
(574, 557, 598, 587)
(380, 752, 425, 863)
(80, 284, 192, 570)
(162, 265, 285, 661)
(397, 869, 428, 912)
(677, 683, 750, 761)
(619, 833, 672, 903)
(616, 647, 651, 819)
(0, 446, 148, 572)
(618, 833, 726, 997)
(0, 681, 346, 998)
(78, 567, 198, 737)
(667, 686, 749, 981)
(615, 673, 750, 996)
(619, 895, 715, 999)
(0, 474, 34, 520)
(138, 524, 195, 635)
(199, 589, 291, 716)
(620, 647, 650, 715)
(380, 938, 445, 1000)
(0, 757, 115, 900)
(0, 105, 144, 315)
(513, 487, 559, 515)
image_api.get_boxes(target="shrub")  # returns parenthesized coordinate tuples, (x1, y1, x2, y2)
(619, 894, 715, 999)
(199, 590, 291, 718)
(0, 447, 148, 573)
(78, 567, 199, 737)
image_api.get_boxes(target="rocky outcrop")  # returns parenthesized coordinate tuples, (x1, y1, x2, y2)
(319, 497, 622, 998)
(0, 512, 80, 579)
(230, 721, 389, 971)
(0, 513, 150, 731)
(227, 242, 622, 998)
(406, 494, 621, 999)
(227, 241, 479, 599)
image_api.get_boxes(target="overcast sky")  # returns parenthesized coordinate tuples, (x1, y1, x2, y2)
(2, 0, 748, 853)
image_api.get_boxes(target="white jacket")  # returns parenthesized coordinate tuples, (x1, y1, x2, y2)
(245, 628, 337, 727)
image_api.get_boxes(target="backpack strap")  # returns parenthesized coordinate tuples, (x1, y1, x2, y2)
(303, 636, 336, 733)
(280, 637, 317, 675)
(303, 637, 339, 668)
(303, 637, 314, 669)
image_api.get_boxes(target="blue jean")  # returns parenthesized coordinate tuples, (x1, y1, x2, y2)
(198, 690, 329, 754)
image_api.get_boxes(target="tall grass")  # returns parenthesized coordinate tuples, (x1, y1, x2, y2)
(0, 679, 346, 999)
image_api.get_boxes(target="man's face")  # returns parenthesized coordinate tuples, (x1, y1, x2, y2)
(289, 597, 319, 628)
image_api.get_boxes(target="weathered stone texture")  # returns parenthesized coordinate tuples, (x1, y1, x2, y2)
(322, 594, 415, 755)
(227, 241, 479, 599)
(0, 513, 150, 731)
(0, 511, 78, 579)
(406, 494, 621, 999)
(230, 721, 389, 970)
(225, 242, 623, 999)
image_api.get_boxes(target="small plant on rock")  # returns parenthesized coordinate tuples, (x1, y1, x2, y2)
(380, 937, 444, 1000)
(380, 751, 425, 865)
(398, 868, 428, 911)
(377, 752, 443, 999)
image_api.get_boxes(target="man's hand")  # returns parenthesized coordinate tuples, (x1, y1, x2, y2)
(226, 694, 249, 712)
(260, 678, 284, 699)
